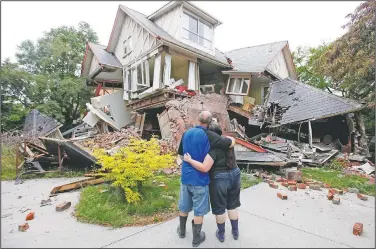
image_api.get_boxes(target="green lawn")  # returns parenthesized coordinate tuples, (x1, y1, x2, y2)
(302, 167, 375, 196)
(75, 172, 260, 227)
(75, 174, 181, 227)
(241, 172, 262, 189)
(1, 146, 18, 180)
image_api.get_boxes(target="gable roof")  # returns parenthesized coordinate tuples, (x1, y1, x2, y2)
(225, 41, 288, 73)
(265, 78, 364, 125)
(108, 5, 230, 67)
(148, 1, 222, 26)
(88, 42, 122, 68)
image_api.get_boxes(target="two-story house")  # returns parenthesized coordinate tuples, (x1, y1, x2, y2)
(80, 1, 297, 135)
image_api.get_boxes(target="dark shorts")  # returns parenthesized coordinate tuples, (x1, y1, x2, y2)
(209, 167, 241, 215)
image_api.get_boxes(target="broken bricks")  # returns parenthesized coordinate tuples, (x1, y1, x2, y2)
(25, 212, 34, 221)
(297, 183, 306, 189)
(277, 192, 288, 200)
(327, 191, 334, 200)
(269, 183, 278, 189)
(357, 193, 368, 201)
(287, 180, 297, 185)
(332, 189, 344, 195)
(332, 197, 340, 205)
(353, 223, 363, 236)
(288, 185, 297, 191)
(282, 182, 289, 188)
(56, 201, 71, 212)
(18, 223, 29, 232)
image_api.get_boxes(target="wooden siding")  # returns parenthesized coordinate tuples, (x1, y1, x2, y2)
(114, 15, 160, 66)
(154, 5, 182, 40)
(266, 50, 289, 79)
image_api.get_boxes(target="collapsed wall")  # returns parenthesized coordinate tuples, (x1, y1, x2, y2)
(158, 93, 232, 149)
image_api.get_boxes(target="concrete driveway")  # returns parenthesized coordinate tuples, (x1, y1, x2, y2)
(1, 177, 375, 248)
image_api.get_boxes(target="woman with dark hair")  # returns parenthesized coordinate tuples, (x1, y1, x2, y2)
(183, 122, 241, 243)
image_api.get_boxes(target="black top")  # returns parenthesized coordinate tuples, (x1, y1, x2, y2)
(203, 130, 238, 174)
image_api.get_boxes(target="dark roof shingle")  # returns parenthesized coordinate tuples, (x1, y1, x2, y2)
(266, 78, 364, 125)
(88, 42, 122, 68)
(225, 41, 287, 72)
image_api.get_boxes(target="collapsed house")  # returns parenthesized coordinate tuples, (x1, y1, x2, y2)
(76, 1, 371, 169)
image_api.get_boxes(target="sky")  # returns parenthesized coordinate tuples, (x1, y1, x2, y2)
(1, 1, 361, 62)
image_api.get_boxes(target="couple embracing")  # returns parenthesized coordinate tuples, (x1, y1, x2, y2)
(177, 111, 241, 247)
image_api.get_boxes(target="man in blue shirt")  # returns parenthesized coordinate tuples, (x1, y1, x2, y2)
(176, 111, 232, 247)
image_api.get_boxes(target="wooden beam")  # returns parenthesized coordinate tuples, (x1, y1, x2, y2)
(50, 177, 106, 194)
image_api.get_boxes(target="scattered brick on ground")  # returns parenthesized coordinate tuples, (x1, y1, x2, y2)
(269, 183, 278, 189)
(18, 223, 29, 232)
(357, 193, 368, 201)
(333, 189, 344, 195)
(297, 183, 306, 189)
(353, 223, 363, 236)
(323, 183, 331, 188)
(277, 192, 288, 200)
(288, 180, 297, 185)
(332, 197, 340, 205)
(282, 182, 289, 187)
(327, 191, 334, 200)
(288, 185, 297, 191)
(56, 201, 72, 212)
(25, 212, 34, 221)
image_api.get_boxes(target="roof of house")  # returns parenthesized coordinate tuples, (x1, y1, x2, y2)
(88, 42, 122, 68)
(23, 109, 61, 137)
(266, 78, 364, 125)
(119, 5, 230, 67)
(225, 41, 288, 73)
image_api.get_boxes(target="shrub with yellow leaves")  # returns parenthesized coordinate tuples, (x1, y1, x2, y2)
(94, 137, 176, 204)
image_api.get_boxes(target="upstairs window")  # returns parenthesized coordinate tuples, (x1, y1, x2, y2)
(226, 77, 250, 96)
(182, 12, 212, 49)
(123, 36, 132, 57)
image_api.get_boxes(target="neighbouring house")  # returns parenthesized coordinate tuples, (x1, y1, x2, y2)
(79, 1, 369, 162)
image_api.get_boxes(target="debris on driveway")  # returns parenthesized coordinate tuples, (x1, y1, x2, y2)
(50, 177, 106, 194)
(332, 197, 340, 205)
(41, 199, 52, 207)
(56, 201, 72, 212)
(357, 194, 368, 201)
(18, 223, 29, 232)
(353, 223, 363, 236)
(25, 212, 34, 221)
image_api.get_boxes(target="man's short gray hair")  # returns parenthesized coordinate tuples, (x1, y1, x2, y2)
(198, 111, 212, 125)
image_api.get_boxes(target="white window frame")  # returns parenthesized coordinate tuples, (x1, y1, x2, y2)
(225, 76, 250, 96)
(123, 36, 132, 58)
(182, 11, 213, 49)
(131, 59, 150, 88)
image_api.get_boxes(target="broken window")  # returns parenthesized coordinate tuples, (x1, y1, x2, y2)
(182, 12, 212, 49)
(123, 36, 132, 57)
(226, 77, 250, 95)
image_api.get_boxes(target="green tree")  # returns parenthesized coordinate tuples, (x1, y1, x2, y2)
(16, 21, 98, 77)
(318, 0, 375, 102)
(1, 21, 98, 131)
(293, 44, 335, 94)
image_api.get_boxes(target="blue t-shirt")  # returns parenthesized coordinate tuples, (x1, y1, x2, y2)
(178, 126, 210, 186)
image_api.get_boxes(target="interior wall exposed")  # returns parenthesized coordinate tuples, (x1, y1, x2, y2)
(171, 54, 189, 86)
